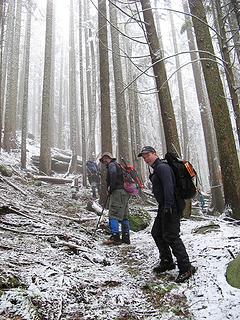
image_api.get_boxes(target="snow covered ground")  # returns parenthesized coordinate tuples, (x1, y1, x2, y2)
(0, 145, 240, 319)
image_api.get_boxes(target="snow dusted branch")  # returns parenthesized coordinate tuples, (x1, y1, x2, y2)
(128, 6, 222, 40)
(89, 0, 148, 45)
(121, 49, 231, 93)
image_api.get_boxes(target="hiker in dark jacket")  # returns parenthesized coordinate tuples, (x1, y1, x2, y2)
(99, 152, 130, 245)
(86, 159, 100, 198)
(138, 146, 196, 283)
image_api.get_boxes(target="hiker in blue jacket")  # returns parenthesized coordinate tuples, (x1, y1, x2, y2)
(138, 146, 196, 283)
(86, 159, 100, 198)
(99, 152, 130, 245)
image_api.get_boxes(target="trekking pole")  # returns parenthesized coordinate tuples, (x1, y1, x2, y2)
(93, 194, 109, 235)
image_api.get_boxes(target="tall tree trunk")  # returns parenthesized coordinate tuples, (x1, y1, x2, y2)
(84, 2, 93, 160)
(79, 1, 87, 186)
(169, 4, 189, 158)
(109, 0, 129, 162)
(0, 0, 5, 150)
(188, 0, 240, 219)
(11, 0, 22, 137)
(133, 76, 143, 179)
(98, 0, 113, 204)
(125, 42, 136, 165)
(57, 46, 64, 149)
(231, 0, 240, 28)
(21, 2, 32, 168)
(3, 0, 15, 152)
(226, 0, 240, 64)
(50, 0, 55, 147)
(212, 0, 240, 145)
(68, 0, 78, 173)
(89, 28, 97, 158)
(139, 0, 181, 155)
(39, 0, 53, 175)
(98, 0, 112, 154)
(183, 0, 224, 212)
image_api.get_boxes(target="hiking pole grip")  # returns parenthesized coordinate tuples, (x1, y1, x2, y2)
(93, 194, 109, 235)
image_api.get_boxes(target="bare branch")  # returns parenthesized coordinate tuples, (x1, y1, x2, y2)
(121, 49, 230, 93)
(108, 0, 146, 25)
(90, 0, 148, 45)
(127, 6, 223, 40)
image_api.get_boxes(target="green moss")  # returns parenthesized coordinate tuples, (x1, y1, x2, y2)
(0, 163, 13, 177)
(0, 273, 22, 290)
(142, 282, 175, 297)
(226, 255, 240, 288)
(128, 208, 151, 231)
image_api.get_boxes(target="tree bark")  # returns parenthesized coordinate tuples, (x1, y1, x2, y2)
(183, 0, 224, 212)
(188, 0, 240, 219)
(212, 0, 240, 145)
(39, 0, 53, 175)
(169, 4, 189, 158)
(68, 0, 79, 174)
(231, 0, 240, 29)
(3, 0, 15, 152)
(139, 0, 181, 155)
(79, 1, 87, 186)
(98, 0, 113, 204)
(0, 0, 5, 150)
(11, 0, 22, 138)
(109, 0, 130, 162)
(21, 3, 32, 169)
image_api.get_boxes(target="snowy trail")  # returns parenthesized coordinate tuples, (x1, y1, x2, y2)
(0, 163, 240, 319)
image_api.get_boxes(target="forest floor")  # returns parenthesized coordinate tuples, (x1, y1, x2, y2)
(0, 149, 240, 320)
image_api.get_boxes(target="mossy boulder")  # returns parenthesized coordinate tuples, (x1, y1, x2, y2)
(0, 272, 22, 290)
(129, 207, 151, 232)
(0, 163, 13, 177)
(226, 255, 240, 289)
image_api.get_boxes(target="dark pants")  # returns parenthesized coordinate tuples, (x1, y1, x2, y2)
(151, 208, 190, 273)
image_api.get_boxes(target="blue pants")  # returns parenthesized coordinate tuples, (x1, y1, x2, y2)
(109, 218, 130, 235)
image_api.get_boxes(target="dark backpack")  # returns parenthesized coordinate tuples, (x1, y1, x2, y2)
(165, 152, 197, 200)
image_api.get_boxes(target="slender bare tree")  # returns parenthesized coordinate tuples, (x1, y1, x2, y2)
(139, 0, 181, 155)
(79, 1, 87, 186)
(21, 0, 32, 168)
(39, 0, 53, 175)
(98, 0, 113, 204)
(109, 0, 130, 162)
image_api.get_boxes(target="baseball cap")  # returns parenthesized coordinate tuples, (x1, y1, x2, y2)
(137, 146, 156, 157)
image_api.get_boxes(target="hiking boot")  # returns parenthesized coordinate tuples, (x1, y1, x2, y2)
(153, 261, 176, 273)
(175, 265, 196, 283)
(103, 234, 122, 245)
(122, 233, 130, 244)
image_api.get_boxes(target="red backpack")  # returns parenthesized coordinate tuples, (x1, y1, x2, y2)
(118, 162, 144, 196)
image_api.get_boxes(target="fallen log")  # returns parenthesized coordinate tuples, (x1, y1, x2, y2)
(33, 176, 72, 184)
(0, 204, 43, 223)
(0, 175, 28, 196)
(86, 201, 108, 216)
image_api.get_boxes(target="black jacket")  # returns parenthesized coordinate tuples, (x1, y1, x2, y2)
(106, 160, 124, 193)
(150, 158, 177, 210)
